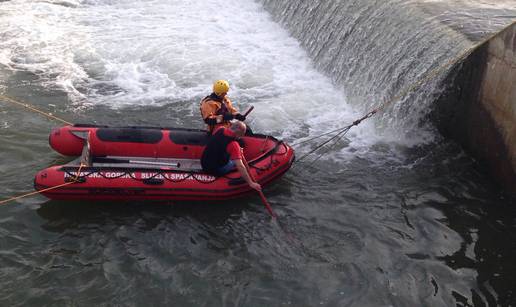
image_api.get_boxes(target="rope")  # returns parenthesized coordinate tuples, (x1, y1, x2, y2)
(293, 110, 376, 163)
(303, 129, 350, 169)
(0, 94, 73, 125)
(290, 110, 377, 148)
(295, 126, 351, 164)
(291, 19, 516, 163)
(0, 163, 85, 206)
(260, 135, 270, 152)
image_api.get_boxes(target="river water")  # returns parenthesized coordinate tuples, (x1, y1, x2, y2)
(0, 0, 515, 306)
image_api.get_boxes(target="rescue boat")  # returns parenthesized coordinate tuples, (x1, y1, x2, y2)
(34, 124, 295, 201)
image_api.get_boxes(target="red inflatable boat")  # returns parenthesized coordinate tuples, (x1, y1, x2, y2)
(34, 124, 295, 201)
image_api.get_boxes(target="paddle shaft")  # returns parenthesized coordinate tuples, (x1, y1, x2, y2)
(243, 106, 254, 117)
(258, 190, 276, 218)
(128, 160, 180, 167)
(241, 156, 277, 218)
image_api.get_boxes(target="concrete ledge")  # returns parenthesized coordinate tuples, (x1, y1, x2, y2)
(434, 22, 516, 195)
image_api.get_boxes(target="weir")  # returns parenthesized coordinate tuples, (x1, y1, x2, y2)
(259, 0, 516, 195)
(434, 24, 516, 194)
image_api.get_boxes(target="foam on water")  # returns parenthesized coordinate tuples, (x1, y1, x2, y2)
(1, 0, 392, 153)
(0, 0, 90, 96)
(3, 0, 492, 156)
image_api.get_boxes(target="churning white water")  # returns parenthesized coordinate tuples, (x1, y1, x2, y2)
(1, 0, 465, 158)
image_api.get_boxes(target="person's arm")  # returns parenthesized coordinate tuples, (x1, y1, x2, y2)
(226, 98, 246, 121)
(225, 97, 239, 115)
(234, 159, 261, 191)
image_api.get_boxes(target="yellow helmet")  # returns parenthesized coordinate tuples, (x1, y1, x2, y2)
(213, 80, 230, 96)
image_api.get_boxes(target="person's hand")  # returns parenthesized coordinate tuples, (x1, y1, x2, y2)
(223, 113, 235, 121)
(234, 113, 246, 121)
(249, 182, 261, 191)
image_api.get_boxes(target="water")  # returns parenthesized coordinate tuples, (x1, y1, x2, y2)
(1, 0, 515, 306)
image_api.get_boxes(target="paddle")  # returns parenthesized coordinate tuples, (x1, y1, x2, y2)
(243, 106, 254, 118)
(241, 155, 277, 219)
(238, 105, 275, 217)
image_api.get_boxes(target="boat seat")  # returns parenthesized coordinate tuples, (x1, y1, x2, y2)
(90, 156, 203, 172)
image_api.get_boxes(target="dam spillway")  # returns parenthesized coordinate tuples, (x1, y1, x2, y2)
(259, 0, 516, 195)
(435, 23, 516, 195)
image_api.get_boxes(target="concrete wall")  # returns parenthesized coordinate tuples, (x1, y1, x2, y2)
(435, 22, 516, 195)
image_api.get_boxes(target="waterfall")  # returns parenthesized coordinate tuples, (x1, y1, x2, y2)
(258, 0, 512, 143)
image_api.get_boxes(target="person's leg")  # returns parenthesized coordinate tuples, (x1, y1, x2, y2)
(216, 160, 236, 175)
